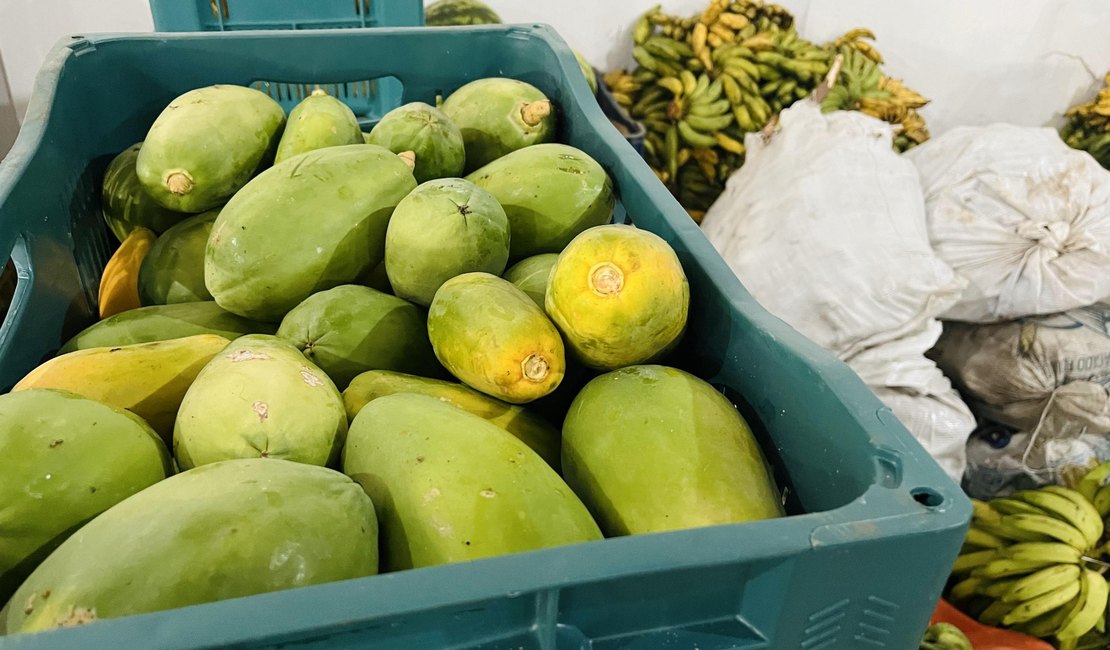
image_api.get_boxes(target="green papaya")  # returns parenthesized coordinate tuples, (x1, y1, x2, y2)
(101, 143, 188, 242)
(137, 210, 219, 305)
(367, 102, 466, 183)
(343, 393, 600, 571)
(205, 144, 417, 321)
(173, 335, 347, 469)
(0, 389, 171, 605)
(467, 143, 614, 259)
(136, 85, 285, 213)
(562, 365, 784, 536)
(428, 272, 565, 403)
(424, 0, 502, 25)
(60, 301, 275, 353)
(343, 370, 560, 468)
(274, 89, 363, 165)
(442, 78, 556, 171)
(362, 131, 373, 144)
(503, 253, 558, 308)
(546, 224, 688, 370)
(3, 459, 377, 633)
(385, 178, 510, 306)
(276, 285, 441, 389)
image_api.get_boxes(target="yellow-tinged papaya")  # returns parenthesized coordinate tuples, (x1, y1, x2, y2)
(343, 369, 560, 468)
(562, 365, 784, 536)
(545, 224, 689, 370)
(427, 272, 564, 403)
(12, 335, 230, 444)
(343, 393, 600, 571)
(98, 227, 156, 319)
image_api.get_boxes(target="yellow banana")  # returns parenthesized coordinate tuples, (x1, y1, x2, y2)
(1002, 564, 1081, 603)
(733, 104, 757, 131)
(1000, 514, 1088, 548)
(658, 76, 686, 96)
(950, 549, 998, 575)
(688, 73, 711, 102)
(973, 558, 1052, 579)
(692, 22, 709, 53)
(1013, 604, 1073, 638)
(720, 73, 743, 104)
(1078, 461, 1110, 501)
(948, 576, 983, 602)
(1015, 488, 1103, 549)
(716, 12, 749, 30)
(990, 498, 1046, 516)
(1055, 568, 1109, 641)
(709, 22, 736, 42)
(677, 120, 718, 148)
(978, 599, 1016, 626)
(715, 131, 746, 155)
(1093, 484, 1110, 517)
(999, 542, 1082, 565)
(13, 334, 230, 443)
(680, 70, 699, 95)
(1002, 579, 1082, 625)
(98, 227, 156, 319)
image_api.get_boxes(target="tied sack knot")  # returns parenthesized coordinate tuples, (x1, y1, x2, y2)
(1017, 219, 1094, 259)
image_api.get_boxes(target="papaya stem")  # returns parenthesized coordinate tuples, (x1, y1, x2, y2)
(521, 354, 550, 382)
(588, 263, 624, 296)
(520, 100, 552, 126)
(165, 171, 195, 196)
(398, 151, 417, 171)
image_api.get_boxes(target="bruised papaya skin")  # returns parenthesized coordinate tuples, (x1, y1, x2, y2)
(205, 144, 417, 321)
(3, 459, 377, 634)
(466, 144, 614, 260)
(503, 253, 558, 309)
(173, 335, 347, 469)
(442, 78, 556, 172)
(60, 301, 275, 353)
(342, 393, 599, 571)
(385, 178, 510, 306)
(343, 370, 560, 468)
(428, 273, 564, 403)
(276, 285, 441, 389)
(138, 210, 219, 305)
(546, 224, 689, 370)
(0, 389, 171, 605)
(136, 85, 285, 213)
(562, 365, 784, 536)
(274, 89, 363, 164)
(367, 102, 466, 183)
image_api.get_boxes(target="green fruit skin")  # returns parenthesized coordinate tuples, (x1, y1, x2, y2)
(101, 143, 188, 242)
(574, 51, 598, 95)
(173, 335, 347, 470)
(136, 85, 285, 213)
(424, 0, 502, 25)
(3, 459, 377, 634)
(274, 92, 363, 165)
(362, 131, 373, 144)
(343, 370, 561, 469)
(385, 178, 510, 306)
(428, 273, 565, 404)
(503, 253, 558, 309)
(562, 365, 784, 536)
(205, 144, 417, 321)
(0, 389, 171, 604)
(60, 301, 276, 353)
(466, 143, 615, 259)
(442, 78, 556, 172)
(367, 102, 466, 183)
(343, 393, 600, 571)
(138, 210, 219, 305)
(276, 285, 442, 390)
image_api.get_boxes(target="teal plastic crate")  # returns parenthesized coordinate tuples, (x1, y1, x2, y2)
(0, 26, 970, 649)
(148, 0, 423, 124)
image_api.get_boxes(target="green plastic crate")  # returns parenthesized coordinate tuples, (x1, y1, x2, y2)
(148, 0, 424, 124)
(0, 26, 970, 649)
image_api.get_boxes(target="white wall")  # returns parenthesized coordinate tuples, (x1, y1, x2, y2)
(1, 0, 1109, 139)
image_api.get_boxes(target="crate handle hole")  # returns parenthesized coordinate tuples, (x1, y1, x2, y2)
(910, 487, 944, 508)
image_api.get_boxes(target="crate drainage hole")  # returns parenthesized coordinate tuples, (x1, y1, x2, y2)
(911, 487, 944, 508)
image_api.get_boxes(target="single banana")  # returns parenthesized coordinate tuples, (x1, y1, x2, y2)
(692, 22, 709, 54)
(1055, 567, 1110, 641)
(689, 98, 732, 117)
(978, 598, 1016, 626)
(725, 55, 761, 79)
(972, 558, 1051, 579)
(715, 131, 746, 155)
(658, 76, 686, 96)
(1000, 514, 1089, 550)
(1093, 484, 1110, 518)
(676, 147, 692, 167)
(1002, 564, 1081, 603)
(1013, 603, 1073, 639)
(951, 549, 999, 574)
(633, 13, 653, 45)
(687, 74, 712, 102)
(977, 576, 1023, 598)
(733, 104, 758, 131)
(999, 542, 1083, 565)
(720, 73, 743, 104)
(680, 70, 699, 95)
(685, 112, 734, 132)
(948, 576, 983, 602)
(702, 79, 725, 104)
(665, 124, 679, 180)
(1014, 489, 1102, 549)
(677, 120, 718, 148)
(632, 46, 661, 73)
(716, 12, 749, 30)
(709, 22, 736, 42)
(1002, 579, 1082, 625)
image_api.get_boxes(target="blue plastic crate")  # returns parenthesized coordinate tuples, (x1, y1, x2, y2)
(148, 0, 423, 125)
(0, 26, 970, 649)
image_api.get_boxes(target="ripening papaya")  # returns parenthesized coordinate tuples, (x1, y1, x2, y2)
(98, 227, 156, 319)
(136, 85, 285, 213)
(545, 224, 689, 370)
(427, 272, 564, 403)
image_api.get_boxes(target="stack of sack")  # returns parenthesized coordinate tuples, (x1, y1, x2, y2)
(701, 101, 975, 482)
(906, 124, 1110, 496)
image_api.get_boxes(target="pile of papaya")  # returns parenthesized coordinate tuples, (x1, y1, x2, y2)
(0, 79, 785, 634)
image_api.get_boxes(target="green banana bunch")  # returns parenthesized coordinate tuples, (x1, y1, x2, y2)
(1062, 72, 1110, 169)
(945, 484, 1110, 646)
